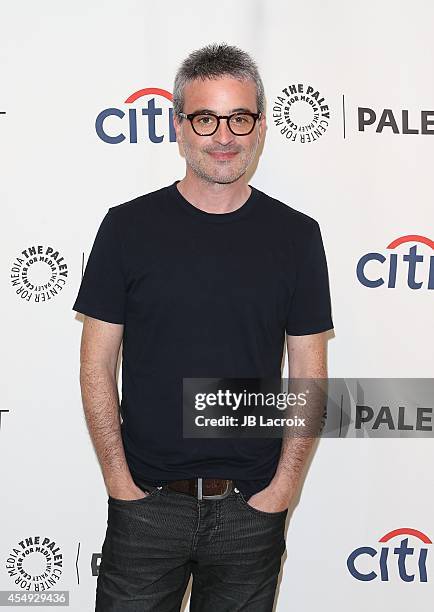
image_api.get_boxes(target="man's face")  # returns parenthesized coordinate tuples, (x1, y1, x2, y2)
(174, 76, 265, 185)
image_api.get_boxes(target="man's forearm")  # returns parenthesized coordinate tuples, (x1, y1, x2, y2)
(271, 381, 324, 494)
(270, 436, 316, 495)
(80, 364, 133, 492)
(270, 331, 329, 501)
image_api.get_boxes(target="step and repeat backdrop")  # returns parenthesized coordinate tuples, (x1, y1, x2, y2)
(1, 1, 433, 610)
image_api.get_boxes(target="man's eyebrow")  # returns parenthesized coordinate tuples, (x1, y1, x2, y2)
(190, 108, 217, 115)
(230, 107, 255, 113)
(190, 107, 255, 114)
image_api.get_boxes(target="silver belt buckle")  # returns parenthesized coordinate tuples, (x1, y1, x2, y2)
(197, 477, 233, 500)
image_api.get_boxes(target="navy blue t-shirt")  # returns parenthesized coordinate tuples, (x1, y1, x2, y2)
(73, 181, 334, 501)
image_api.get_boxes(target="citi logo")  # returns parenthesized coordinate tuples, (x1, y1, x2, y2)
(347, 528, 431, 582)
(356, 235, 434, 289)
(95, 87, 175, 144)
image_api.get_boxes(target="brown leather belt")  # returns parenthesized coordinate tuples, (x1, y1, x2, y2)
(167, 477, 233, 500)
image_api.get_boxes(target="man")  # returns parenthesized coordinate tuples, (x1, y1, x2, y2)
(73, 43, 334, 611)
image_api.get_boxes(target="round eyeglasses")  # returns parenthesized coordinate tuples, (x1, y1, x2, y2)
(178, 111, 262, 136)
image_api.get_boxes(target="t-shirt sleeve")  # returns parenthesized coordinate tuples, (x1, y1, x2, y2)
(285, 220, 334, 335)
(72, 208, 126, 324)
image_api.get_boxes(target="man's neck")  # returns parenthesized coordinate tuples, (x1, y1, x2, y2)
(176, 173, 251, 215)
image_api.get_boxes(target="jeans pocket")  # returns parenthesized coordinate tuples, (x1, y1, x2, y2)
(234, 488, 288, 519)
(108, 485, 163, 505)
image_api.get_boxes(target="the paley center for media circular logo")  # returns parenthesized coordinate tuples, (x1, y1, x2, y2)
(273, 83, 330, 143)
(10, 245, 68, 303)
(5, 535, 63, 590)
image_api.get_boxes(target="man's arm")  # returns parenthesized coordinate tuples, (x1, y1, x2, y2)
(79, 315, 146, 500)
(247, 330, 328, 512)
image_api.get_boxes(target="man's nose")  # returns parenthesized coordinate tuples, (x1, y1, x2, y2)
(212, 119, 235, 145)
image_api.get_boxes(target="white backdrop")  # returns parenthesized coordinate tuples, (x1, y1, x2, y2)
(2, 1, 434, 609)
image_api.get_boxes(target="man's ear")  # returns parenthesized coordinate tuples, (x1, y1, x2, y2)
(172, 113, 182, 143)
(258, 113, 266, 141)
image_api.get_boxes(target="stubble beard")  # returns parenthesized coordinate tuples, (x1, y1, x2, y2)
(182, 141, 258, 185)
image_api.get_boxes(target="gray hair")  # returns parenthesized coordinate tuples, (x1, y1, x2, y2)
(173, 43, 265, 117)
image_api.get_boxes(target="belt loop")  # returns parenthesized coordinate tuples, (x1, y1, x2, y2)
(197, 477, 203, 500)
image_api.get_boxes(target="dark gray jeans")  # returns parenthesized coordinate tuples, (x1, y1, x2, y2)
(96, 478, 288, 611)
